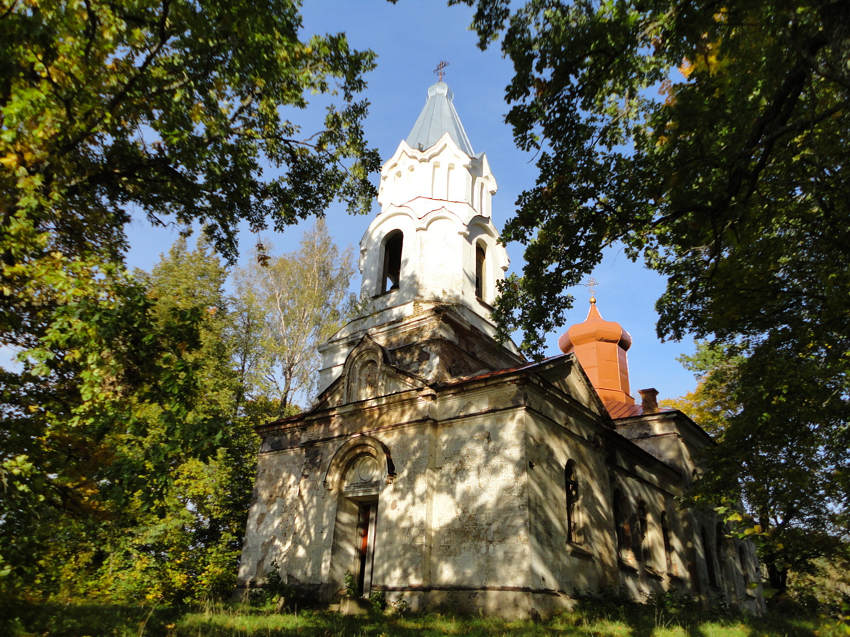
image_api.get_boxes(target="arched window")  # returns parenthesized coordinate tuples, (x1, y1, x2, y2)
(475, 242, 486, 300)
(737, 544, 750, 586)
(661, 511, 673, 572)
(564, 460, 579, 544)
(613, 489, 631, 557)
(702, 525, 718, 587)
(381, 230, 403, 294)
(633, 500, 648, 561)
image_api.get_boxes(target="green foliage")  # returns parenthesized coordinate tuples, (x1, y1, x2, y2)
(665, 342, 847, 593)
(456, 0, 850, 593)
(342, 570, 357, 599)
(0, 225, 356, 603)
(84, 240, 259, 605)
(660, 342, 744, 436)
(368, 588, 386, 611)
(264, 561, 287, 599)
(0, 239, 254, 604)
(0, 0, 376, 607)
(387, 596, 409, 616)
(0, 0, 379, 265)
(1, 257, 188, 597)
(457, 0, 849, 357)
(787, 554, 850, 618)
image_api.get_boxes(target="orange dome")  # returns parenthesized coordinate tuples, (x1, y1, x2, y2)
(558, 299, 632, 353)
(559, 299, 635, 416)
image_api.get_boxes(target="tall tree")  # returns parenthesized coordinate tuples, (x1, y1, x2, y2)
(1, 0, 379, 265)
(662, 343, 848, 593)
(1, 0, 378, 495)
(93, 238, 258, 604)
(0, 0, 380, 394)
(452, 0, 850, 589)
(0, 255, 209, 599)
(453, 0, 848, 356)
(1, 0, 377, 601)
(0, 238, 260, 602)
(233, 220, 354, 413)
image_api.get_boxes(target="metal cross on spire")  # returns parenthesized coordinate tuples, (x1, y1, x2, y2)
(582, 277, 599, 303)
(434, 60, 449, 82)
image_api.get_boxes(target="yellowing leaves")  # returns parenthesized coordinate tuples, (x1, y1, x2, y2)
(190, 102, 205, 123)
(0, 153, 19, 169)
(680, 46, 721, 78)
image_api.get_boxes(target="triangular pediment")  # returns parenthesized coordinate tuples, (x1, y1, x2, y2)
(530, 354, 609, 420)
(313, 335, 425, 410)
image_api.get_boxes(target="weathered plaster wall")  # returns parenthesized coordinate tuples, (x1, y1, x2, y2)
(525, 409, 616, 598)
(428, 403, 529, 590)
(238, 344, 764, 616)
(238, 380, 534, 610)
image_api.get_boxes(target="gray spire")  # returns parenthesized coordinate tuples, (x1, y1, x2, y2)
(405, 82, 474, 156)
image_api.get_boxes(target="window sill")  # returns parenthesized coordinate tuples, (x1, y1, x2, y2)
(618, 557, 639, 573)
(566, 543, 593, 560)
(372, 288, 399, 299)
(476, 297, 493, 310)
(643, 565, 664, 581)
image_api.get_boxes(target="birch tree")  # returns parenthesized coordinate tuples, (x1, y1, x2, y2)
(234, 220, 354, 413)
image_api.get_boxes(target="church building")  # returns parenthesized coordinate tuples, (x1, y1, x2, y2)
(236, 80, 764, 617)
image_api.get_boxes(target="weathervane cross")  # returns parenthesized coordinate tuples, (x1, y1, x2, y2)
(583, 276, 599, 302)
(434, 60, 449, 82)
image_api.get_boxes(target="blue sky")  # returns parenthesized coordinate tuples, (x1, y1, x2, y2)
(124, 0, 699, 402)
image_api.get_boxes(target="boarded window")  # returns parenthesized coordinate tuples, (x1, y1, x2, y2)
(613, 489, 631, 556)
(661, 511, 673, 572)
(564, 460, 579, 544)
(381, 230, 403, 293)
(716, 522, 726, 578)
(475, 242, 486, 300)
(703, 526, 718, 587)
(738, 544, 750, 585)
(716, 522, 725, 557)
(633, 501, 648, 561)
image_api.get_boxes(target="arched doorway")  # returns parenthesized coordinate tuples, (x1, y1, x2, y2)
(324, 438, 394, 597)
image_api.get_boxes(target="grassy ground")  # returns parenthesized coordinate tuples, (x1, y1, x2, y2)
(3, 597, 847, 637)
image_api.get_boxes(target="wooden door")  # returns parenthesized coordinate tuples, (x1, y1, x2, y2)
(355, 500, 377, 596)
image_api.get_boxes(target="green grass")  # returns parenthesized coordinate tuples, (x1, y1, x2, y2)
(2, 597, 847, 637)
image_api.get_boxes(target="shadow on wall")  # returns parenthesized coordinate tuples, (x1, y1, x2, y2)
(242, 324, 758, 617)
(241, 385, 543, 609)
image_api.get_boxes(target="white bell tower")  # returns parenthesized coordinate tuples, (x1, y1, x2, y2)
(317, 80, 518, 393)
(359, 80, 509, 319)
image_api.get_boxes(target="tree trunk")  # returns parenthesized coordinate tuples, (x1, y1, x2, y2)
(759, 515, 788, 596)
(764, 551, 788, 594)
